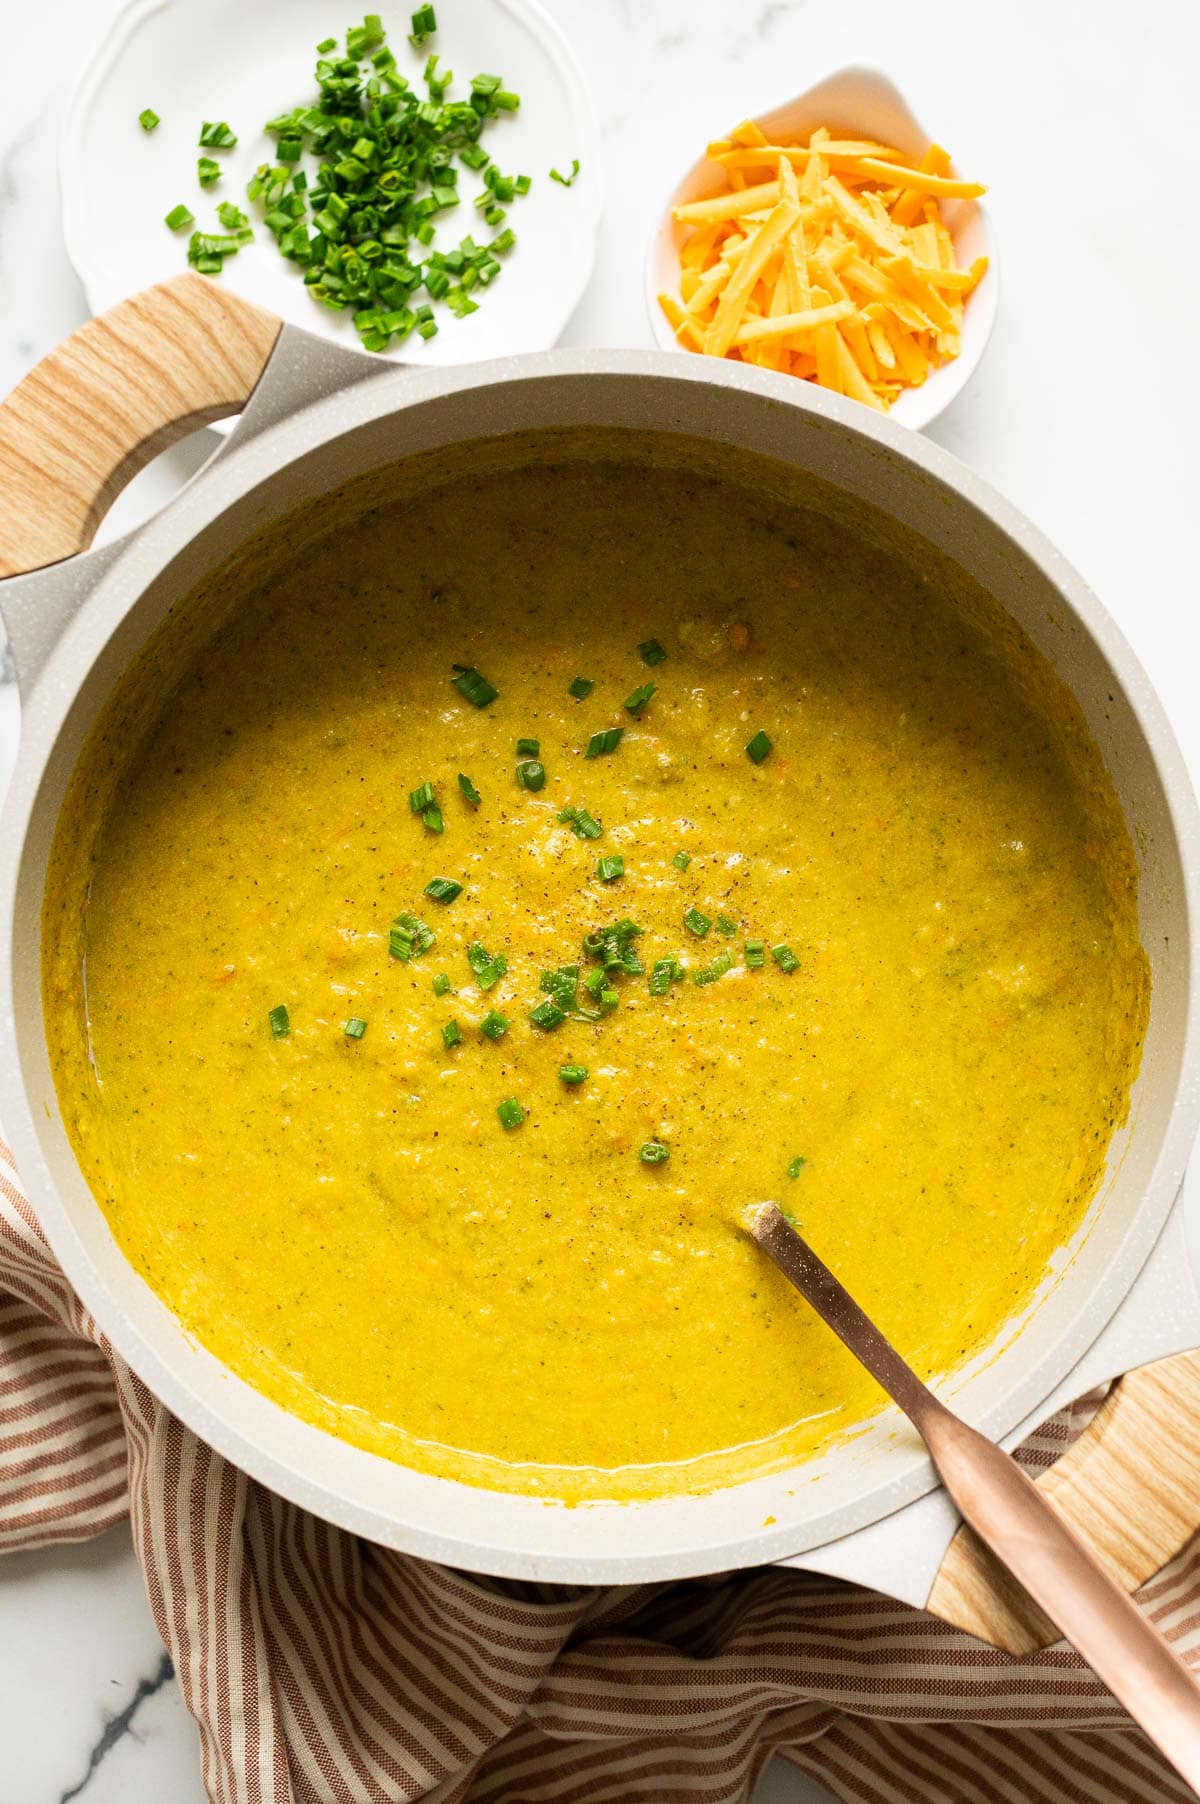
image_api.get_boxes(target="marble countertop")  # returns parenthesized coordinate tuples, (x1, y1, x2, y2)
(3, 1, 1199, 1797)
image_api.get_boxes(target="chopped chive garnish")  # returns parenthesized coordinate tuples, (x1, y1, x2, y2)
(672, 850, 692, 872)
(409, 3, 437, 45)
(640, 1140, 670, 1165)
(424, 877, 463, 904)
(344, 1017, 367, 1039)
(540, 967, 578, 1010)
(199, 121, 238, 149)
(772, 944, 800, 973)
(268, 1004, 290, 1038)
(139, 108, 160, 132)
(684, 907, 712, 938)
(638, 639, 667, 667)
(480, 1009, 509, 1041)
(409, 780, 436, 813)
(649, 955, 685, 996)
(468, 942, 508, 989)
(568, 677, 594, 700)
(458, 772, 482, 806)
(559, 805, 603, 840)
(529, 999, 566, 1031)
(559, 1063, 588, 1085)
(497, 1096, 524, 1130)
(164, 203, 195, 231)
(746, 730, 773, 764)
(515, 737, 540, 756)
(788, 1156, 807, 1179)
(432, 972, 451, 997)
(715, 913, 737, 936)
(452, 665, 498, 708)
(693, 950, 734, 986)
(516, 759, 546, 792)
(442, 1019, 462, 1049)
(198, 156, 221, 187)
(216, 200, 249, 231)
(550, 158, 580, 187)
(585, 726, 623, 759)
(596, 855, 624, 882)
(624, 682, 656, 717)
(745, 939, 766, 969)
(582, 965, 606, 998)
(422, 804, 444, 834)
(599, 987, 619, 1012)
(390, 912, 435, 961)
(316, 34, 336, 51)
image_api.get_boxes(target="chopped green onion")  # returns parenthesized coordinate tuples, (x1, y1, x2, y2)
(138, 108, 160, 132)
(568, 676, 594, 700)
(390, 913, 435, 961)
(640, 1140, 670, 1165)
(693, 950, 734, 986)
(516, 759, 546, 792)
(344, 1017, 367, 1039)
(638, 639, 667, 667)
(529, 999, 566, 1031)
(409, 3, 437, 45)
(409, 780, 436, 814)
(316, 35, 337, 51)
(468, 942, 507, 990)
(788, 1156, 807, 1179)
(268, 1004, 290, 1038)
(672, 850, 692, 872)
(164, 204, 195, 231)
(623, 682, 656, 717)
(497, 1096, 524, 1130)
(480, 1009, 509, 1041)
(599, 987, 619, 1012)
(596, 854, 624, 883)
(559, 1064, 588, 1085)
(540, 967, 578, 1010)
(458, 772, 482, 806)
(515, 737, 540, 756)
(198, 156, 221, 187)
(452, 665, 498, 708)
(745, 939, 766, 969)
(715, 913, 737, 936)
(432, 972, 451, 997)
(424, 877, 463, 904)
(550, 159, 580, 187)
(684, 907, 712, 938)
(199, 121, 238, 149)
(649, 955, 685, 996)
(216, 201, 249, 231)
(746, 730, 773, 765)
(584, 726, 623, 759)
(772, 944, 800, 973)
(421, 803, 444, 834)
(558, 805, 603, 840)
(442, 1019, 462, 1049)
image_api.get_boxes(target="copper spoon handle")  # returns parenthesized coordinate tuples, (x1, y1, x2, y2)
(749, 1203, 1200, 1797)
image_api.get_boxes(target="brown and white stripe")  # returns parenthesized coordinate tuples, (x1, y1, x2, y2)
(0, 1135, 1193, 1803)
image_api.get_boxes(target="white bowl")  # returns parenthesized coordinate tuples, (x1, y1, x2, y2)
(645, 65, 997, 433)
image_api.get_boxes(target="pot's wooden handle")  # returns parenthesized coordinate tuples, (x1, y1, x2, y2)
(0, 274, 280, 579)
(927, 1349, 1200, 1652)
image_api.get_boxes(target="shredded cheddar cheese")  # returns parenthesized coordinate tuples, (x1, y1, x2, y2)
(659, 125, 988, 410)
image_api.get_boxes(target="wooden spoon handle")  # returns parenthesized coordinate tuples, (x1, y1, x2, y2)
(0, 274, 280, 579)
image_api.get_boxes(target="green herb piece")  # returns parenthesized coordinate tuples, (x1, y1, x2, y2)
(516, 759, 546, 792)
(684, 907, 712, 938)
(540, 967, 578, 1011)
(584, 726, 623, 759)
(568, 676, 594, 700)
(390, 913, 435, 961)
(746, 729, 773, 765)
(638, 639, 667, 667)
(772, 944, 800, 973)
(559, 1064, 588, 1085)
(693, 950, 734, 986)
(452, 666, 498, 708)
(409, 780, 436, 814)
(640, 1140, 670, 1165)
(409, 3, 437, 45)
(596, 854, 624, 883)
(457, 772, 482, 806)
(421, 803, 444, 834)
(599, 987, 619, 1012)
(558, 805, 603, 840)
(550, 158, 580, 187)
(583, 917, 644, 978)
(497, 1096, 524, 1130)
(480, 1009, 509, 1041)
(715, 913, 737, 936)
(672, 850, 692, 872)
(199, 121, 238, 149)
(216, 200, 249, 230)
(316, 35, 337, 51)
(164, 203, 195, 231)
(344, 1017, 368, 1039)
(582, 965, 607, 999)
(787, 1156, 807, 1179)
(138, 108, 160, 132)
(529, 999, 566, 1031)
(442, 1018, 462, 1049)
(432, 972, 451, 997)
(424, 877, 463, 904)
(198, 156, 221, 187)
(649, 955, 685, 996)
(624, 681, 656, 717)
(515, 737, 540, 756)
(268, 1004, 290, 1038)
(467, 942, 508, 990)
(745, 939, 766, 969)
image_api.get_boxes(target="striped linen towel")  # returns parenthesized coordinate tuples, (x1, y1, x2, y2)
(1, 1136, 1195, 1804)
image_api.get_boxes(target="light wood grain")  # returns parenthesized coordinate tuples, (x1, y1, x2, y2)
(0, 274, 280, 578)
(928, 1350, 1200, 1652)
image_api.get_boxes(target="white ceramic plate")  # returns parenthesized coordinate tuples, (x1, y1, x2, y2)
(645, 66, 997, 433)
(62, 0, 600, 367)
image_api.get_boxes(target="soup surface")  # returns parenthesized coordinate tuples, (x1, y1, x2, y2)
(44, 445, 1148, 1500)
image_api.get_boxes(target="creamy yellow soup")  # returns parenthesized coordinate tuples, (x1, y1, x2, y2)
(43, 434, 1147, 1501)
